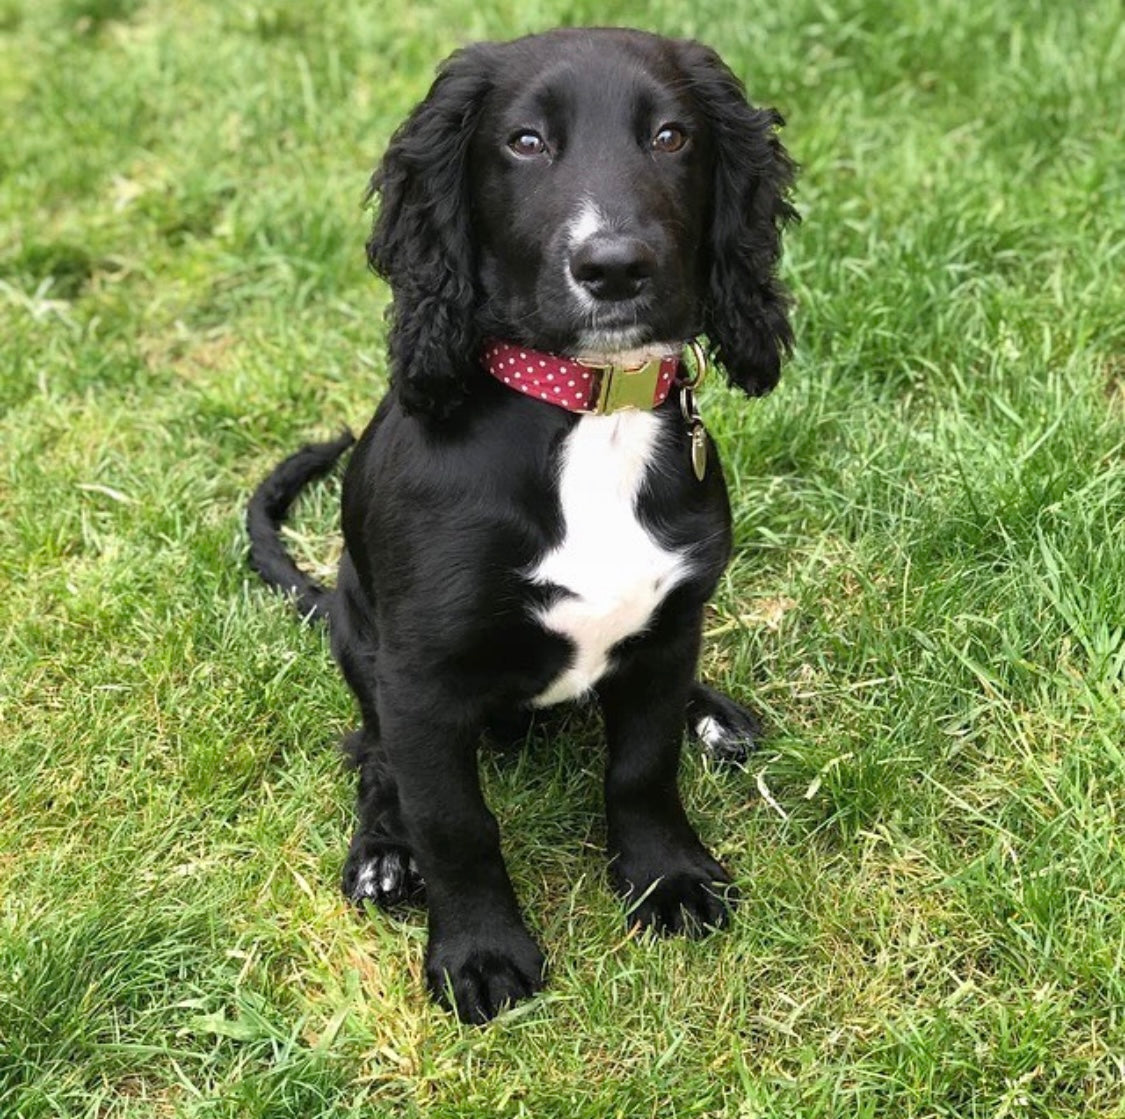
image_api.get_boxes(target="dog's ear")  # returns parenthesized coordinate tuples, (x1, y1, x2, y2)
(365, 47, 492, 419)
(680, 42, 799, 397)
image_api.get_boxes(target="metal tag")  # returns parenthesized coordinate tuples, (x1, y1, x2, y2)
(679, 383, 707, 482)
(690, 421, 708, 481)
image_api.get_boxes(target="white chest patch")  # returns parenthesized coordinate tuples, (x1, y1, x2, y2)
(529, 411, 690, 706)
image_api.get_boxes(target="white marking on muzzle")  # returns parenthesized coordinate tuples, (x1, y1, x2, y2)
(567, 198, 608, 248)
(564, 199, 608, 311)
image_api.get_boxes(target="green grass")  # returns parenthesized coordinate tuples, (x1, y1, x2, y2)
(2, 0, 1123, 1114)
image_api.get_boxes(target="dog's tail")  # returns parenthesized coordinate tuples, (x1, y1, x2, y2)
(246, 430, 356, 624)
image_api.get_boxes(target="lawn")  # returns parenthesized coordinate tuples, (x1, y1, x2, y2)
(1, 0, 1123, 1115)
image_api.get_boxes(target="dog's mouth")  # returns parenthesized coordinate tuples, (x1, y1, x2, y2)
(505, 261, 700, 363)
(573, 328, 682, 366)
(564, 284, 700, 359)
(575, 323, 649, 353)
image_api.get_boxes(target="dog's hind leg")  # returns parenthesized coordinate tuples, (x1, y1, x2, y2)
(334, 557, 425, 910)
(340, 726, 426, 909)
(685, 682, 764, 765)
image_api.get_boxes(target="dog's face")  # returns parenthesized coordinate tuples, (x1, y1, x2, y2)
(467, 34, 714, 358)
(367, 29, 797, 417)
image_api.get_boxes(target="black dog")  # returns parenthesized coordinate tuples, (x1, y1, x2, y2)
(248, 28, 796, 1024)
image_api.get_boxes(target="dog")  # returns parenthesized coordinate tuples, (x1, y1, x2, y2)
(247, 27, 797, 1024)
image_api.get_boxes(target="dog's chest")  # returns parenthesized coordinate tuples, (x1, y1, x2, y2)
(529, 411, 689, 706)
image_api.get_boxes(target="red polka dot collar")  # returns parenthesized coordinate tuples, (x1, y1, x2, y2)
(482, 339, 684, 415)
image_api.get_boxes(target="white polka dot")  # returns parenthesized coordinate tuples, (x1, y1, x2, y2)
(519, 351, 526, 359)
(514, 371, 521, 378)
(553, 385, 561, 393)
(508, 357, 516, 365)
(541, 392, 548, 399)
(539, 360, 546, 367)
(568, 380, 575, 387)
(546, 373, 554, 381)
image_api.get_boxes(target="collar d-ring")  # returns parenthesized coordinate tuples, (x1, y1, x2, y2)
(679, 338, 709, 390)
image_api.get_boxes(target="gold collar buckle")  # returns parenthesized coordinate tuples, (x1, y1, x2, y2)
(577, 341, 707, 415)
(585, 356, 665, 415)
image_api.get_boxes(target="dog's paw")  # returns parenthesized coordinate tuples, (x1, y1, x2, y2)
(687, 686, 763, 765)
(342, 839, 425, 910)
(613, 849, 736, 936)
(426, 927, 547, 1025)
(691, 712, 758, 764)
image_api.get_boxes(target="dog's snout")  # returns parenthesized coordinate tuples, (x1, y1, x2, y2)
(569, 237, 657, 302)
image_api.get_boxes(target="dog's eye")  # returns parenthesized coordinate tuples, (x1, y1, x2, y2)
(508, 130, 547, 157)
(651, 125, 687, 153)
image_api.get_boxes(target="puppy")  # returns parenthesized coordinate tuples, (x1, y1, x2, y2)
(248, 27, 797, 1023)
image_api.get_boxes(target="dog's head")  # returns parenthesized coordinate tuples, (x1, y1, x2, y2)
(367, 29, 798, 418)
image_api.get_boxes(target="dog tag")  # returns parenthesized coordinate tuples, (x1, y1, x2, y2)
(690, 421, 708, 481)
(679, 383, 708, 482)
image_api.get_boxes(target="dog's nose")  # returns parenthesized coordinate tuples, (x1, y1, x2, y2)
(569, 237, 657, 301)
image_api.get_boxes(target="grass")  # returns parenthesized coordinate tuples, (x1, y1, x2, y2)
(1, 0, 1123, 1114)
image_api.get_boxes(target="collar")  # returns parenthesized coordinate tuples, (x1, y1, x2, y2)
(482, 339, 686, 414)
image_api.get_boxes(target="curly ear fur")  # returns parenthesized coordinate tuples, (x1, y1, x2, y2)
(681, 43, 799, 397)
(366, 48, 492, 419)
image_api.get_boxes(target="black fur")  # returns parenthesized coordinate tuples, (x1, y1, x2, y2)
(245, 430, 355, 620)
(364, 54, 492, 419)
(683, 41, 800, 396)
(248, 28, 796, 1024)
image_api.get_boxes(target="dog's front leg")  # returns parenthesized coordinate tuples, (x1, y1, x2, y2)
(599, 613, 735, 936)
(379, 697, 546, 1023)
